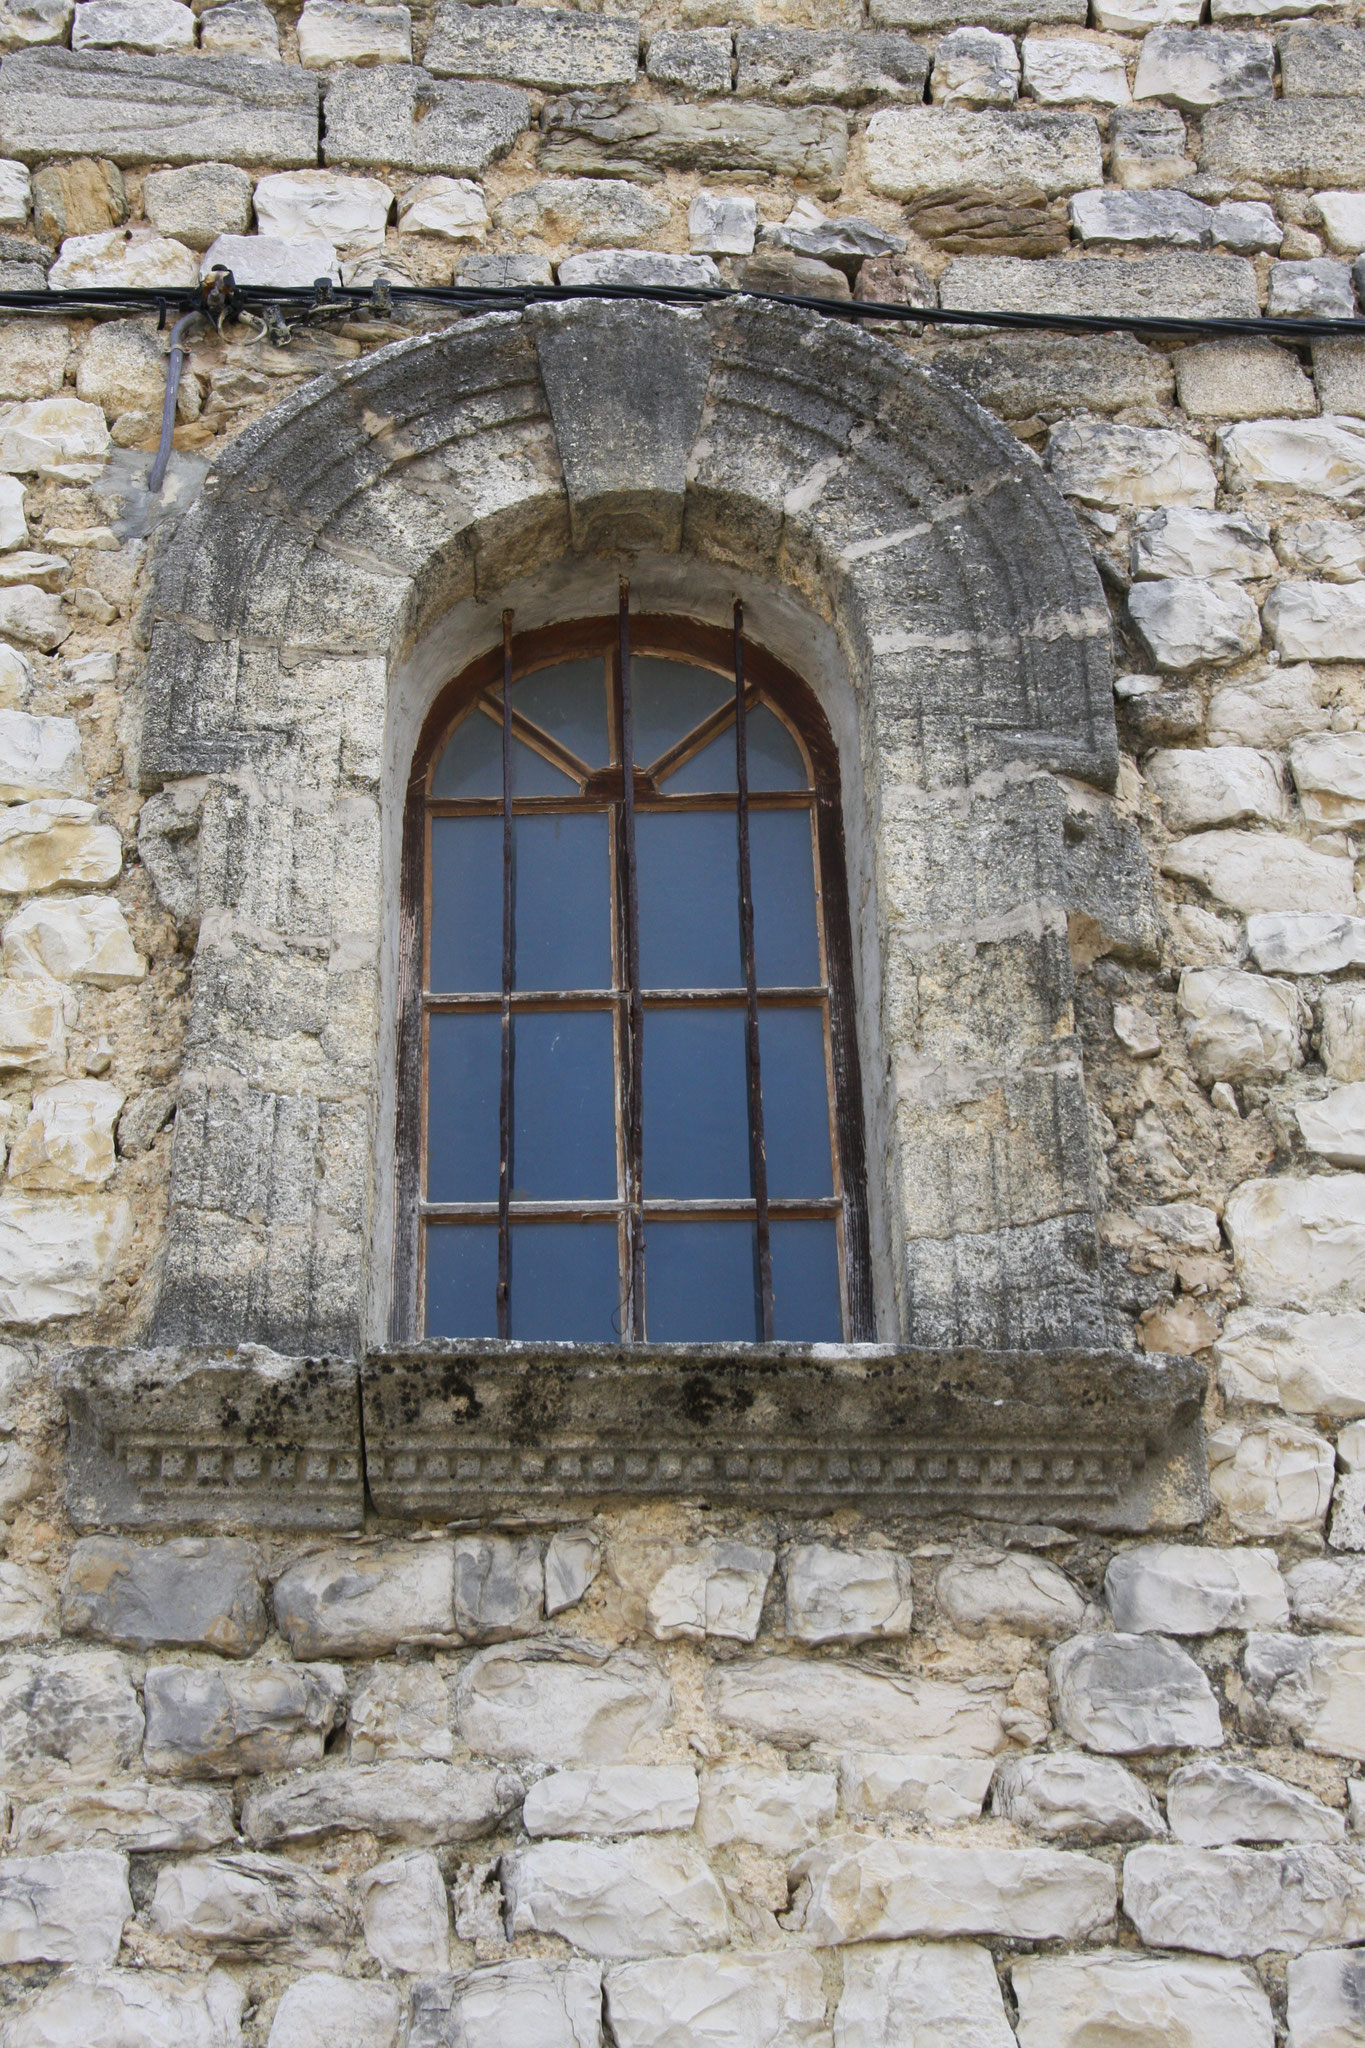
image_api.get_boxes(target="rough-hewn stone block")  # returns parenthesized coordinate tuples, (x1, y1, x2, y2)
(323, 67, 529, 174)
(1202, 97, 1365, 186)
(0, 48, 319, 167)
(865, 106, 1100, 202)
(426, 5, 639, 88)
(736, 26, 927, 103)
(61, 1536, 267, 1656)
(538, 95, 847, 191)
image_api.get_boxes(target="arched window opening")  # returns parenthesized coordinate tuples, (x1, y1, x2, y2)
(393, 598, 872, 1346)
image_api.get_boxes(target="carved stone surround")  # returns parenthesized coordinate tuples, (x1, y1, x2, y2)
(62, 1343, 1208, 1535)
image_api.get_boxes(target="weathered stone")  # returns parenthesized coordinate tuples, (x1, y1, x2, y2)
(1124, 1840, 1365, 1955)
(993, 1751, 1166, 1842)
(324, 68, 529, 176)
(1134, 508, 1276, 581)
(0, 1561, 55, 1643)
(1297, 1084, 1365, 1168)
(1220, 1309, 1365, 1417)
(1177, 965, 1307, 1085)
(1128, 578, 1262, 670)
(0, 983, 64, 1072)
(242, 1760, 523, 1847)
(0, 471, 23, 551)
(398, 175, 486, 242)
(743, 247, 850, 297)
(273, 1541, 455, 1657)
(30, 156, 123, 243)
(1050, 1633, 1223, 1752)
(647, 28, 731, 94)
(11, 1780, 235, 1853)
(297, 0, 411, 68)
(1046, 420, 1216, 509)
(1226, 1176, 1365, 1307)
(0, 1850, 130, 1965)
(409, 1959, 602, 2048)
(0, 585, 67, 649)
(1208, 1418, 1335, 1535)
(1272, 259, 1357, 320)
(1314, 341, 1365, 420)
(152, 1852, 352, 1964)
(1106, 1543, 1288, 1633)
(3, 895, 142, 987)
(865, 106, 1098, 202)
(0, 395, 108, 480)
(457, 251, 551, 285)
(930, 28, 1019, 108)
(1168, 1761, 1346, 1846)
(523, 1765, 699, 1837)
(0, 1647, 142, 1784)
(1134, 27, 1274, 109)
(737, 27, 925, 105)
(758, 197, 905, 272)
(74, 316, 169, 418)
(143, 164, 252, 252)
(0, 707, 81, 799)
(6, 1078, 117, 1189)
(1208, 666, 1330, 747)
(783, 1543, 912, 1644)
(696, 1763, 834, 1853)
(0, 1193, 126, 1320)
(608, 1953, 829, 2048)
(1012, 1953, 1273, 2048)
(506, 1839, 728, 1958)
(0, 1967, 245, 2048)
(200, 0, 277, 56)
(61, 1536, 266, 1655)
(1242, 1631, 1365, 1760)
(72, 0, 191, 52)
(838, 1753, 995, 1826)
(543, 1530, 600, 1616)
(1024, 32, 1130, 106)
(1071, 187, 1211, 249)
(1151, 753, 1285, 835)
(944, 252, 1258, 318)
(349, 1661, 452, 1762)
(1110, 102, 1196, 185)
(142, 1660, 346, 1778)
(1213, 200, 1283, 252)
(538, 94, 846, 191)
(1291, 734, 1365, 830)
(200, 233, 339, 287)
(267, 1975, 404, 2048)
(709, 1657, 1009, 1756)
(790, 1838, 1116, 1943)
(0, 0, 71, 47)
(1289, 1556, 1365, 1632)
(1281, 25, 1365, 97)
(1162, 832, 1354, 917)
(1315, 191, 1365, 258)
(1268, 587, 1365, 666)
(457, 1642, 671, 1764)
(498, 176, 665, 250)
(689, 189, 755, 255)
(1202, 98, 1365, 187)
(253, 171, 392, 254)
(644, 1540, 773, 1642)
(1224, 418, 1365, 498)
(0, 158, 25, 228)
(558, 249, 720, 288)
(935, 1549, 1085, 1637)
(1288, 1949, 1365, 2048)
(930, 332, 1172, 417)
(872, 0, 1082, 24)
(358, 1851, 451, 1975)
(0, 49, 320, 168)
(427, 5, 638, 89)
(834, 1942, 1013, 2048)
(452, 1532, 542, 1642)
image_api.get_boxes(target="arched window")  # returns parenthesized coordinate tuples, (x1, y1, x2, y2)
(393, 596, 872, 1346)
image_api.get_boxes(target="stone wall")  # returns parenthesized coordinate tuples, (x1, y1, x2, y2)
(0, 0, 1361, 2040)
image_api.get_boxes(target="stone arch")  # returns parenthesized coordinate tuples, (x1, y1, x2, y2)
(137, 297, 1159, 1361)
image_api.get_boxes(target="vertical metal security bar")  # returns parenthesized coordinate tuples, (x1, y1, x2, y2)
(734, 601, 774, 1341)
(617, 582, 646, 1340)
(496, 608, 514, 1339)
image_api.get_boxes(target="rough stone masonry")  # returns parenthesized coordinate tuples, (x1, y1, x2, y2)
(0, 0, 1361, 2040)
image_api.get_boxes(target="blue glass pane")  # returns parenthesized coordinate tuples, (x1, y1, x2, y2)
(759, 1008, 833, 1198)
(644, 1008, 750, 1198)
(747, 705, 808, 791)
(751, 809, 821, 989)
(646, 1220, 758, 1342)
(430, 816, 501, 994)
(427, 1011, 500, 1202)
(511, 1011, 616, 1200)
(510, 1223, 622, 1341)
(425, 1222, 498, 1338)
(511, 743, 577, 797)
(431, 707, 574, 798)
(637, 811, 741, 991)
(513, 659, 610, 768)
(664, 723, 738, 795)
(771, 1220, 842, 1341)
(514, 814, 611, 991)
(633, 657, 730, 770)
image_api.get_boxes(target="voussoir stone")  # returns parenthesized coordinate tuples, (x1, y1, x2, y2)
(1123, 1840, 1365, 1955)
(455, 1643, 673, 1764)
(708, 1656, 1009, 1755)
(273, 1541, 456, 1657)
(150, 1851, 352, 1964)
(791, 1837, 1116, 1944)
(426, 4, 640, 89)
(242, 1760, 524, 1846)
(0, 1647, 142, 1784)
(784, 1543, 913, 1643)
(1050, 1632, 1224, 1752)
(1105, 1543, 1289, 1634)
(0, 48, 320, 167)
(0, 1849, 130, 1966)
(523, 1765, 699, 1837)
(865, 106, 1100, 202)
(61, 1535, 266, 1656)
(934, 1550, 1085, 1637)
(607, 1952, 829, 2048)
(323, 67, 529, 175)
(11, 1779, 236, 1853)
(1241, 1631, 1365, 1760)
(1011, 1952, 1274, 2048)
(0, 1967, 245, 2048)
(1167, 1760, 1346, 1845)
(991, 1751, 1167, 1842)
(506, 1838, 729, 1959)
(696, 1763, 836, 1853)
(142, 1661, 346, 1778)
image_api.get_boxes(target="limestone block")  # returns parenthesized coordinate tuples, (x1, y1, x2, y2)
(0, 1560, 54, 1643)
(453, 1532, 542, 1641)
(1070, 186, 1209, 246)
(0, 586, 67, 649)
(0, 1850, 130, 1965)
(349, 1661, 451, 1762)
(241, 1760, 523, 1846)
(836, 1942, 1014, 2048)
(689, 189, 755, 255)
(872, 0, 1082, 25)
(74, 317, 167, 417)
(1331, 1469, 1365, 1549)
(297, 0, 411, 67)
(1318, 192, 1365, 255)
(1209, 1419, 1335, 1534)
(790, 1838, 1116, 1944)
(1268, 587, 1365, 667)
(1050, 1633, 1223, 1752)
(1134, 27, 1273, 108)
(1315, 343, 1365, 421)
(3, 895, 142, 988)
(267, 1976, 404, 2048)
(1293, 736, 1365, 833)
(743, 248, 848, 299)
(506, 1839, 728, 1958)
(537, 96, 847, 190)
(0, 0, 71, 46)
(61, 1535, 265, 1654)
(544, 1530, 599, 1616)
(784, 1543, 912, 1644)
(1012, 1953, 1273, 2048)
(273, 1541, 456, 1657)
(0, 983, 64, 1071)
(993, 1752, 1165, 1842)
(357, 1851, 451, 1975)
(0, 1648, 142, 1785)
(1290, 1556, 1365, 1631)
(696, 1764, 834, 1853)
(1208, 667, 1330, 747)
(427, 3, 637, 88)
(48, 225, 188, 288)
(1, 1969, 245, 2048)
(1105, 1543, 1288, 1634)
(1124, 1840, 1365, 1954)
(1243, 1630, 1365, 1758)
(0, 161, 25, 235)
(524, 1766, 699, 1837)
(324, 68, 528, 175)
(253, 171, 392, 253)
(399, 174, 487, 241)
(1226, 1175, 1365, 1306)
(1134, 508, 1276, 580)
(201, 232, 338, 286)
(8, 1078, 121, 1188)
(11, 1780, 235, 1852)
(142, 1660, 346, 1778)
(1270, 259, 1358, 320)
(1281, 520, 1365, 581)
(0, 1193, 127, 1321)
(1178, 969, 1305, 1085)
(709, 1658, 1008, 1756)
(0, 473, 24, 550)
(944, 251, 1257, 318)
(1168, 1761, 1346, 1845)
(1046, 420, 1216, 509)
(1288, 1949, 1365, 2048)
(72, 0, 192, 53)
(1109, 102, 1196, 183)
(607, 1953, 828, 2048)
(0, 396, 108, 480)
(499, 176, 663, 252)
(1023, 32, 1130, 106)
(143, 163, 252, 250)
(647, 29, 731, 94)
(645, 1539, 774, 1642)
(1161, 832, 1354, 916)
(838, 1753, 995, 1826)
(200, 0, 277, 55)
(1202, 99, 1365, 187)
(736, 27, 927, 105)
(0, 325, 67, 404)
(1214, 200, 1282, 252)
(456, 1643, 672, 1764)
(0, 709, 81, 801)
(1223, 418, 1365, 498)
(930, 28, 1019, 108)
(558, 249, 720, 288)
(409, 1960, 602, 2048)
(1151, 753, 1286, 836)
(758, 199, 905, 269)
(864, 106, 1099, 201)
(929, 331, 1171, 415)
(1280, 25, 1365, 96)
(1128, 578, 1262, 670)
(1297, 1084, 1365, 1167)
(934, 1550, 1084, 1637)
(150, 1853, 353, 1964)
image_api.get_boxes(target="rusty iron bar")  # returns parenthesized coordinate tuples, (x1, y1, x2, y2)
(733, 602, 774, 1342)
(616, 582, 646, 1341)
(497, 608, 514, 1340)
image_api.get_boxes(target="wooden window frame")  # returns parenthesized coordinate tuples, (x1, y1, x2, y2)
(391, 608, 874, 1344)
